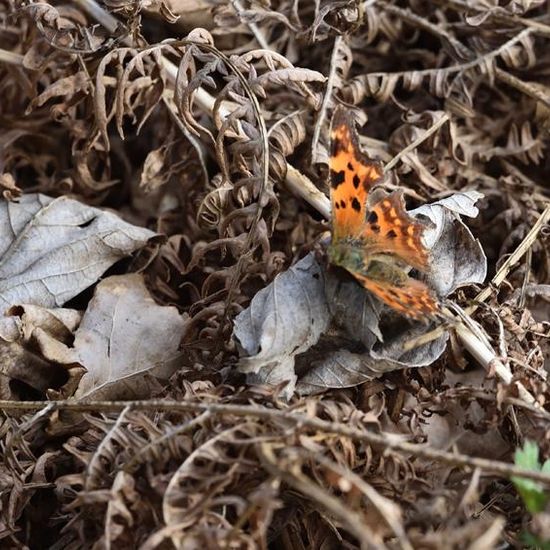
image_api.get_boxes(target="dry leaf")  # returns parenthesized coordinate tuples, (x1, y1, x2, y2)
(234, 253, 331, 396)
(63, 274, 186, 400)
(0, 194, 157, 312)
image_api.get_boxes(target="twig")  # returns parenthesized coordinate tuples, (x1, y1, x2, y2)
(443, 387, 550, 421)
(407, 205, 550, 390)
(0, 49, 24, 65)
(231, 0, 271, 50)
(73, 0, 119, 32)
(518, 246, 532, 309)
(313, 453, 413, 550)
(471, 205, 550, 310)
(382, 3, 550, 109)
(494, 68, 550, 110)
(2, 398, 550, 484)
(405, 306, 537, 404)
(285, 165, 331, 220)
(350, 28, 533, 88)
(384, 113, 449, 173)
(439, 0, 550, 38)
(453, 321, 534, 404)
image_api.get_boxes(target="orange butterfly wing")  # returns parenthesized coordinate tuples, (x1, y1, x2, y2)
(330, 107, 383, 241)
(329, 107, 439, 320)
(353, 274, 438, 320)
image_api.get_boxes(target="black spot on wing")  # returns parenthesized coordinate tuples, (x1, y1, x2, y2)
(367, 211, 378, 224)
(353, 174, 360, 189)
(331, 169, 345, 188)
(387, 229, 397, 239)
(340, 200, 346, 208)
(371, 224, 380, 233)
(351, 198, 361, 212)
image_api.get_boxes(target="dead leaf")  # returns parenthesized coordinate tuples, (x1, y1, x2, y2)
(65, 274, 185, 399)
(0, 304, 83, 400)
(412, 190, 487, 296)
(0, 193, 157, 312)
(234, 253, 331, 396)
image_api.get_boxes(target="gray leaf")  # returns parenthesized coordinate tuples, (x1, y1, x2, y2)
(0, 194, 157, 311)
(370, 324, 449, 369)
(297, 349, 386, 395)
(412, 190, 487, 296)
(324, 272, 382, 347)
(233, 253, 330, 395)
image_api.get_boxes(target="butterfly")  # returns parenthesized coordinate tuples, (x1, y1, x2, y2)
(328, 106, 439, 321)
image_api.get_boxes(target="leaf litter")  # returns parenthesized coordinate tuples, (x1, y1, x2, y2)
(0, 0, 550, 548)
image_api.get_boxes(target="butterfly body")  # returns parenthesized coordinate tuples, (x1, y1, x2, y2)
(328, 107, 439, 321)
(327, 239, 367, 273)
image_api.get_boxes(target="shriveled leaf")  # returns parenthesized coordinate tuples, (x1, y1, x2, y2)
(233, 253, 331, 395)
(0, 194, 157, 311)
(7, 303, 81, 342)
(0, 304, 83, 400)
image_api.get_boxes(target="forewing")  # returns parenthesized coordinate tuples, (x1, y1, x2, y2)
(330, 107, 383, 241)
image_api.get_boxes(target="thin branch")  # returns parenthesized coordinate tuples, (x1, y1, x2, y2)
(381, 3, 550, 108)
(313, 453, 414, 550)
(285, 165, 331, 220)
(0, 49, 24, 65)
(494, 68, 550, 110)
(2, 399, 550, 484)
(406, 306, 537, 405)
(350, 28, 533, 86)
(453, 320, 535, 404)
(259, 444, 381, 550)
(439, 0, 550, 38)
(231, 0, 271, 50)
(384, 113, 449, 172)
(406, 205, 550, 392)
(472, 205, 550, 310)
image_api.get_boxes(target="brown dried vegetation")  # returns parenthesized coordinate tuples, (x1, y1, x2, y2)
(1, 0, 550, 548)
